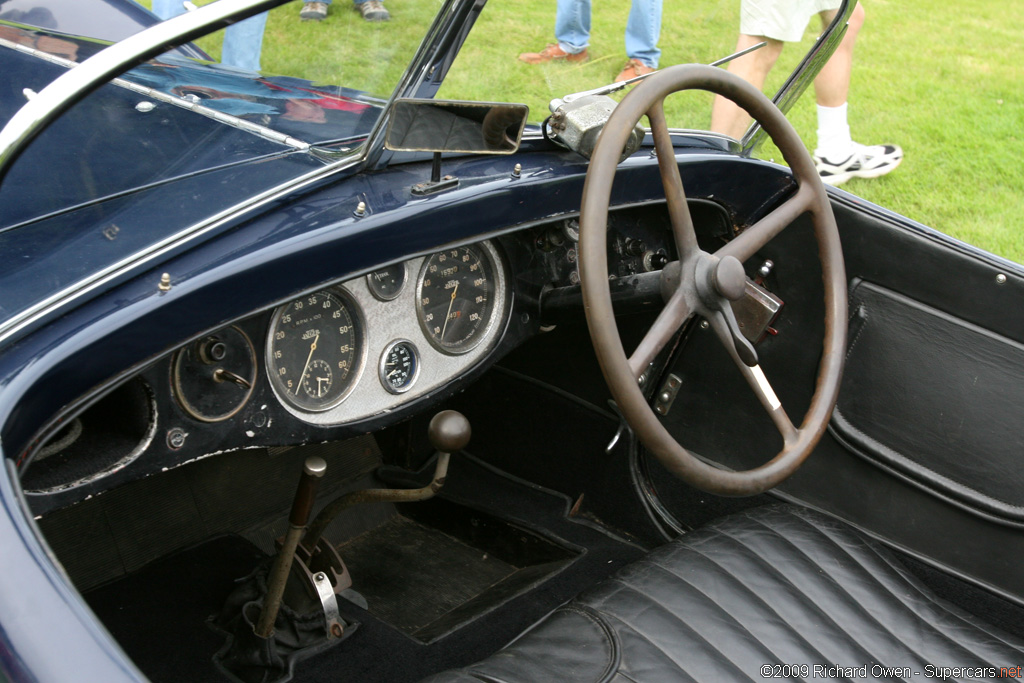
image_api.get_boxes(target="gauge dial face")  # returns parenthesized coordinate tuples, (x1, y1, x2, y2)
(417, 245, 496, 354)
(379, 340, 419, 394)
(366, 263, 407, 301)
(268, 290, 363, 411)
(173, 326, 256, 422)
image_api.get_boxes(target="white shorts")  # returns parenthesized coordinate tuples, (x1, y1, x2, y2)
(740, 0, 843, 42)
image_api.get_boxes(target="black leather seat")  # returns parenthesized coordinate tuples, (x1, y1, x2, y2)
(425, 505, 1024, 682)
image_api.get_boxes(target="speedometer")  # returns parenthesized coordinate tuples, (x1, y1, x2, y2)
(267, 290, 363, 411)
(416, 245, 496, 354)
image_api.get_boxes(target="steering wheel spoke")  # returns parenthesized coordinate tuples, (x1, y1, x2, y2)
(648, 99, 699, 260)
(717, 183, 816, 265)
(744, 364, 799, 445)
(628, 287, 692, 379)
(711, 311, 798, 444)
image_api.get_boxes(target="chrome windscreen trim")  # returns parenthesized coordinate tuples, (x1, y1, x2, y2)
(0, 0, 289, 183)
(0, 35, 311, 151)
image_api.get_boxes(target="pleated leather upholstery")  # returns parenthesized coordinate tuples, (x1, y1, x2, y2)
(425, 505, 1024, 682)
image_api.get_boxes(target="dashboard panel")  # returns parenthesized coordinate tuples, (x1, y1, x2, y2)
(22, 200, 714, 515)
(266, 240, 509, 425)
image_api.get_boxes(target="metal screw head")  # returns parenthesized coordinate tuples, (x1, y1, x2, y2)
(314, 572, 327, 582)
(512, 163, 522, 178)
(996, 273, 1007, 284)
(167, 428, 187, 450)
(158, 273, 172, 292)
(135, 101, 155, 113)
(700, 320, 710, 330)
(353, 201, 367, 218)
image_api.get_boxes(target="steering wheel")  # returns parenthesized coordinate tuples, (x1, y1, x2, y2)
(579, 64, 847, 496)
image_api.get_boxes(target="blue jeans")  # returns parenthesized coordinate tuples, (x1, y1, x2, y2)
(151, 0, 268, 72)
(555, 0, 662, 68)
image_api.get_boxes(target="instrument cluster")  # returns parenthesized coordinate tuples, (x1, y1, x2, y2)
(263, 240, 508, 425)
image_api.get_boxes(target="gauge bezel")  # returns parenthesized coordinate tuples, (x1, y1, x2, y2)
(415, 243, 501, 356)
(173, 325, 257, 423)
(265, 287, 366, 413)
(366, 262, 408, 302)
(378, 339, 420, 394)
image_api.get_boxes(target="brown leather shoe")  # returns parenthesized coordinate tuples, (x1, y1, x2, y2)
(615, 58, 655, 83)
(518, 44, 588, 65)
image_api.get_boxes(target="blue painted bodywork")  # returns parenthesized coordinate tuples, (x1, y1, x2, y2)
(1, 0, 1005, 681)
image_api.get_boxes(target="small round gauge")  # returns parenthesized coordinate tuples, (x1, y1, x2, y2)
(366, 263, 407, 301)
(173, 326, 257, 422)
(379, 340, 419, 394)
(267, 289, 363, 412)
(417, 245, 496, 354)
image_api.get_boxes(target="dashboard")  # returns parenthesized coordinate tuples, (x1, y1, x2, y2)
(21, 200, 722, 516)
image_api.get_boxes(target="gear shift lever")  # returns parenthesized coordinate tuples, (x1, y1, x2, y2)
(301, 410, 470, 552)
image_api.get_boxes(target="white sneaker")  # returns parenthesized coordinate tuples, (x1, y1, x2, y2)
(814, 142, 903, 186)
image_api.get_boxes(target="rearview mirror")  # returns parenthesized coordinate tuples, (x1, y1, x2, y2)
(385, 99, 529, 155)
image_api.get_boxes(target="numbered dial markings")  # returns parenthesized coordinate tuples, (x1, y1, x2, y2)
(379, 340, 419, 394)
(417, 246, 496, 354)
(268, 290, 362, 411)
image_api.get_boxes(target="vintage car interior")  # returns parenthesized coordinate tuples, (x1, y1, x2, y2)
(2, 0, 1024, 681)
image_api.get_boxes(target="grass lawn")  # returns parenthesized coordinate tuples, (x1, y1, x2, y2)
(146, 0, 1023, 262)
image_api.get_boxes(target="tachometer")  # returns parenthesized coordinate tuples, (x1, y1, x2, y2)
(267, 290, 363, 411)
(416, 245, 496, 354)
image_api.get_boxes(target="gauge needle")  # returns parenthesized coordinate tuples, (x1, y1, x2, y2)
(296, 333, 319, 394)
(441, 282, 458, 340)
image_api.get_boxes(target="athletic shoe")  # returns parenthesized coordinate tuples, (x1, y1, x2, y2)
(356, 0, 390, 21)
(615, 58, 655, 83)
(814, 142, 903, 186)
(299, 1, 328, 21)
(518, 44, 589, 64)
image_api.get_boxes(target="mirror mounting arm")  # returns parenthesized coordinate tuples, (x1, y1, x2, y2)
(411, 152, 460, 196)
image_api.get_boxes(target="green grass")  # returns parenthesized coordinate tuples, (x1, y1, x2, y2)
(144, 0, 1023, 262)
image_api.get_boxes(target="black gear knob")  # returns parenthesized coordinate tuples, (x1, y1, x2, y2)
(428, 410, 471, 454)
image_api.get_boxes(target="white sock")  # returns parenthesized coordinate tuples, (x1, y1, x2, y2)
(816, 103, 853, 160)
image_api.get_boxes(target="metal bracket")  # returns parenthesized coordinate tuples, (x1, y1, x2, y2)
(654, 374, 683, 416)
(412, 151, 459, 195)
(312, 571, 344, 639)
(730, 280, 783, 344)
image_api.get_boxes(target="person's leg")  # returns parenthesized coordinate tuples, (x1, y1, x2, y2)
(811, 3, 901, 184)
(624, 0, 662, 68)
(555, 0, 591, 54)
(812, 3, 863, 108)
(519, 0, 589, 63)
(220, 11, 268, 72)
(151, 0, 186, 20)
(709, 34, 784, 139)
